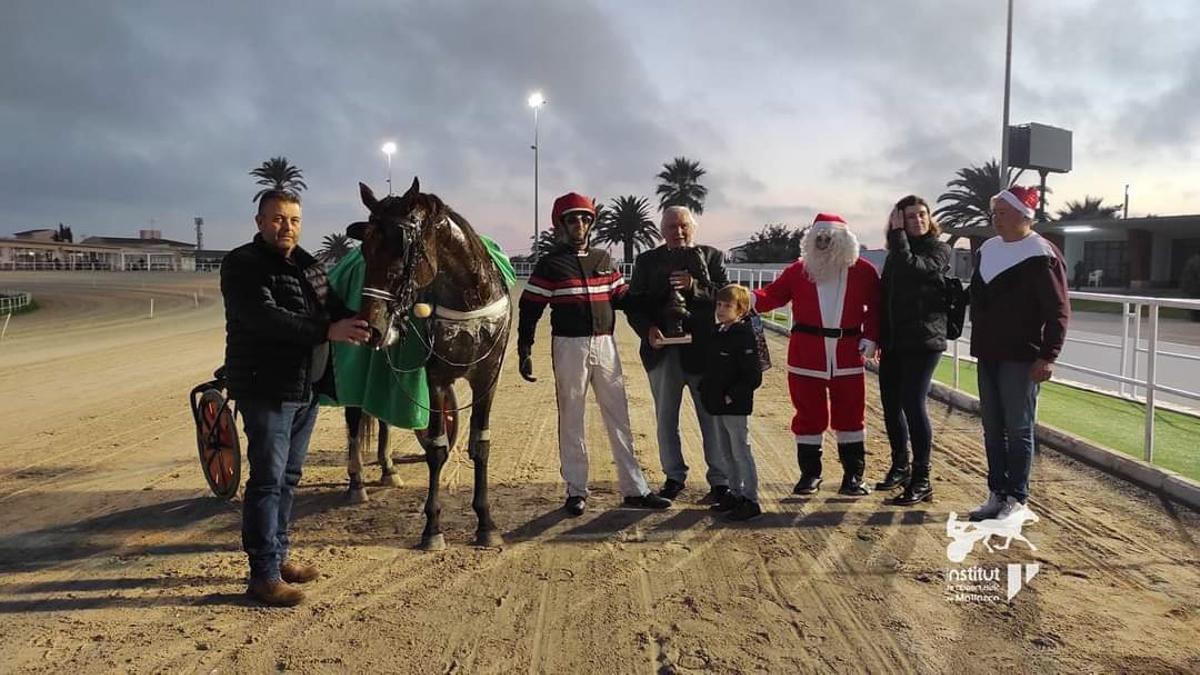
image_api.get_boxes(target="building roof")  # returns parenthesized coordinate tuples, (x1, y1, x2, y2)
(0, 238, 123, 251)
(11, 228, 57, 236)
(82, 236, 197, 249)
(949, 214, 1200, 240)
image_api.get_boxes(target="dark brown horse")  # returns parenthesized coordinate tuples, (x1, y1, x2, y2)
(346, 178, 510, 550)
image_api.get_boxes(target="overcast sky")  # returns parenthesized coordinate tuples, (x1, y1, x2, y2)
(2, 0, 1197, 254)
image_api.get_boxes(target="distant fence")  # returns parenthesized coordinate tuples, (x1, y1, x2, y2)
(0, 290, 32, 313)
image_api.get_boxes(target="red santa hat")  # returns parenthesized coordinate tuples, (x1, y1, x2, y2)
(810, 212, 848, 230)
(551, 192, 596, 226)
(993, 186, 1039, 219)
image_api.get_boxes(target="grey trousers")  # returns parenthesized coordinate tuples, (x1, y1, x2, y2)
(713, 414, 758, 503)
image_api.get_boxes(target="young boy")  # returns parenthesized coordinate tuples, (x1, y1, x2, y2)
(699, 284, 764, 520)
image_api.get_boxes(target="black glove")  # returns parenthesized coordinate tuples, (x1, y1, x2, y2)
(518, 344, 536, 383)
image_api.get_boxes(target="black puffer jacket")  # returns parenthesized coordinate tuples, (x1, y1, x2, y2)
(699, 318, 762, 416)
(220, 235, 352, 402)
(879, 228, 952, 353)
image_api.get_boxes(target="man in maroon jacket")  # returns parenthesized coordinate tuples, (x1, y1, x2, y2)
(967, 186, 1070, 523)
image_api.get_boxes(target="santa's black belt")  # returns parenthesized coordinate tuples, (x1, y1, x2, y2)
(791, 323, 861, 338)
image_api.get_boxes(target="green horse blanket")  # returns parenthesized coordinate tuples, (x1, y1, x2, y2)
(321, 235, 514, 429)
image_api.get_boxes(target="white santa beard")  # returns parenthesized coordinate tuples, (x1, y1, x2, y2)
(803, 229, 859, 283)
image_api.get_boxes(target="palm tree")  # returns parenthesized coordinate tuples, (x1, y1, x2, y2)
(250, 156, 308, 202)
(1055, 196, 1120, 221)
(934, 159, 1026, 246)
(316, 233, 354, 264)
(655, 157, 708, 214)
(592, 195, 661, 262)
(532, 229, 558, 258)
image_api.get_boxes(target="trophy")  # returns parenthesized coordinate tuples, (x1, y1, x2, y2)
(656, 247, 708, 345)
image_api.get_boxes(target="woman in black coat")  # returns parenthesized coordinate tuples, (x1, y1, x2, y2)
(876, 195, 952, 505)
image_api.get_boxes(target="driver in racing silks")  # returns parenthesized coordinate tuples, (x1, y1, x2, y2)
(517, 192, 673, 517)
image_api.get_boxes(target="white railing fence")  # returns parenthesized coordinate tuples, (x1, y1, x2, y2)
(0, 290, 32, 314)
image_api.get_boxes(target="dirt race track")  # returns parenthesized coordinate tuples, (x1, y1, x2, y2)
(0, 272, 1197, 674)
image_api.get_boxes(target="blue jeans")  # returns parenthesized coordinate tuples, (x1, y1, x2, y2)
(714, 415, 758, 503)
(976, 360, 1039, 503)
(879, 350, 942, 470)
(646, 348, 727, 487)
(239, 394, 319, 582)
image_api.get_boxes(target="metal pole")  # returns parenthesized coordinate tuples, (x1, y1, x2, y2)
(387, 153, 393, 196)
(1123, 184, 1129, 219)
(1, 313, 10, 342)
(149, 297, 154, 319)
(1143, 304, 1159, 462)
(953, 338, 961, 390)
(999, 0, 1014, 191)
(533, 106, 540, 259)
(1119, 301, 1130, 397)
(1132, 304, 1142, 400)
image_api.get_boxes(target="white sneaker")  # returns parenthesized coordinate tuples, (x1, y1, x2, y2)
(968, 492, 1004, 521)
(996, 496, 1028, 522)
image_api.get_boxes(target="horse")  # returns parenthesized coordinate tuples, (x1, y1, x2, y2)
(345, 178, 510, 550)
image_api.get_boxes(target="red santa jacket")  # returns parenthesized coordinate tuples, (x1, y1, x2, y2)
(753, 257, 880, 379)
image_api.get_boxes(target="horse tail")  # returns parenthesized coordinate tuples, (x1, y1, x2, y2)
(358, 411, 377, 458)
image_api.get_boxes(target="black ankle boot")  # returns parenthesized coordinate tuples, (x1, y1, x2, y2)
(793, 443, 823, 495)
(837, 442, 870, 497)
(893, 465, 933, 505)
(875, 464, 911, 491)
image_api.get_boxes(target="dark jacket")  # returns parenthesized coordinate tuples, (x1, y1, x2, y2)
(700, 318, 762, 416)
(518, 245, 628, 352)
(626, 244, 729, 374)
(220, 235, 352, 402)
(880, 228, 952, 353)
(969, 234, 1070, 362)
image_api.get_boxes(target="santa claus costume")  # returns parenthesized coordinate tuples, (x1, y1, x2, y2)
(752, 213, 881, 495)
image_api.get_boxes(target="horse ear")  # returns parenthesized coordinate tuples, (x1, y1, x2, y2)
(404, 177, 420, 198)
(346, 221, 368, 241)
(359, 182, 379, 212)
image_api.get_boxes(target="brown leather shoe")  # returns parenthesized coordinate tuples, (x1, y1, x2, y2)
(246, 578, 305, 607)
(280, 561, 320, 584)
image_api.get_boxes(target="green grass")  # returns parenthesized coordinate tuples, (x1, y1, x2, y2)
(934, 356, 1200, 481)
(1071, 298, 1194, 321)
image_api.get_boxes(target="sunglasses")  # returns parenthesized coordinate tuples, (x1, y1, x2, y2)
(562, 213, 594, 224)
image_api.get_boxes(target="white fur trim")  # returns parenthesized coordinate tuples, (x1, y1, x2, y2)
(795, 433, 825, 444)
(836, 429, 865, 443)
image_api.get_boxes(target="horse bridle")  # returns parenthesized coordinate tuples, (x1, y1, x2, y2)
(360, 215, 426, 341)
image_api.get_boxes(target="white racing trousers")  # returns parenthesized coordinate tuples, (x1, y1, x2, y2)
(552, 335, 652, 499)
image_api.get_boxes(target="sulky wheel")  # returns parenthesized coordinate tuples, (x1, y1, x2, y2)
(414, 390, 460, 452)
(195, 388, 241, 499)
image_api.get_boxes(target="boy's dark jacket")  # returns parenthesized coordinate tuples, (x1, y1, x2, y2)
(700, 317, 762, 416)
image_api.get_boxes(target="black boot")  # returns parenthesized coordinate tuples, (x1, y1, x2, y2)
(837, 442, 870, 497)
(893, 464, 933, 505)
(792, 443, 823, 495)
(874, 463, 911, 491)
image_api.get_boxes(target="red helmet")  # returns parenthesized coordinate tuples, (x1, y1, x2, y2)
(551, 192, 596, 227)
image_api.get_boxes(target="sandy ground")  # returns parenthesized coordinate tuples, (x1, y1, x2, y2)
(0, 271, 1197, 674)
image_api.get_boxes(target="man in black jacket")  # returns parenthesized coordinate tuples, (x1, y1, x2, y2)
(221, 190, 369, 606)
(626, 206, 730, 503)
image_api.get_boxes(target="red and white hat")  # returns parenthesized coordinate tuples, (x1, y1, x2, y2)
(993, 186, 1039, 219)
(810, 212, 848, 230)
(551, 192, 596, 226)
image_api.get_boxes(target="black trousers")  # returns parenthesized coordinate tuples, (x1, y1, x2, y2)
(878, 349, 942, 470)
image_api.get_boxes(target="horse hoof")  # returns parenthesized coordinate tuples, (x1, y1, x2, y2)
(418, 534, 446, 552)
(474, 531, 504, 549)
(380, 472, 402, 487)
(347, 488, 369, 504)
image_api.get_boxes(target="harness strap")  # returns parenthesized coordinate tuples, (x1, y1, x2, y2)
(434, 296, 509, 321)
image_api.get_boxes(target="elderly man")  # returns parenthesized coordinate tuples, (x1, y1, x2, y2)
(627, 206, 730, 503)
(221, 189, 370, 606)
(967, 186, 1069, 523)
(752, 213, 880, 496)
(518, 192, 671, 516)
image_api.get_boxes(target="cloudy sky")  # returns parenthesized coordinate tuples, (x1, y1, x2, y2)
(2, 0, 1197, 254)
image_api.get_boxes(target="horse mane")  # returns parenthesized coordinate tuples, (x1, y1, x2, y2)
(421, 193, 493, 273)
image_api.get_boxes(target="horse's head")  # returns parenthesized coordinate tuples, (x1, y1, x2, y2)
(346, 178, 442, 349)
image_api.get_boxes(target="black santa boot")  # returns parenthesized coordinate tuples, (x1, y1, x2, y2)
(837, 441, 871, 496)
(792, 443, 823, 495)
